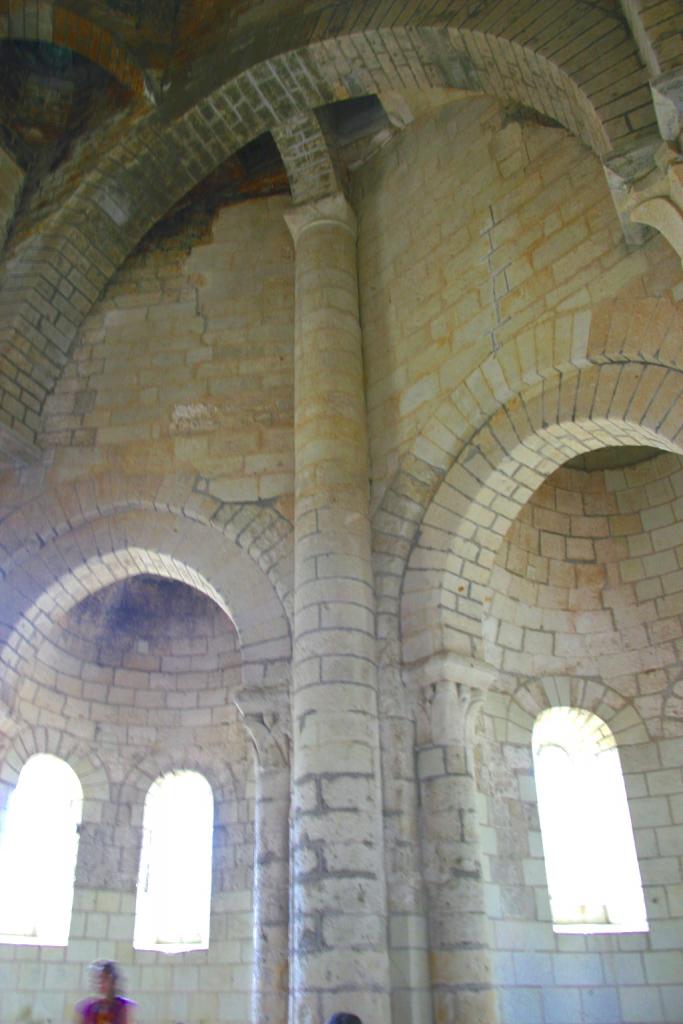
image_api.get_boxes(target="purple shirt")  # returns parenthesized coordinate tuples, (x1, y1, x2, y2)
(76, 996, 135, 1024)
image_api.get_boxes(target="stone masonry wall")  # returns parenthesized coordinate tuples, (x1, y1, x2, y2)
(39, 193, 295, 509)
(354, 93, 681, 1024)
(0, 188, 296, 1022)
(487, 454, 683, 734)
(0, 146, 23, 251)
(478, 714, 683, 1024)
(477, 456, 683, 1024)
(353, 95, 680, 513)
(0, 86, 681, 1024)
(0, 578, 256, 1024)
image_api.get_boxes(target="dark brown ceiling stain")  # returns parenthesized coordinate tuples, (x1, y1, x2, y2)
(0, 40, 130, 173)
(135, 131, 290, 252)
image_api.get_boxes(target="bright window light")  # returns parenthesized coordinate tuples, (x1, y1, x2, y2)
(134, 770, 214, 954)
(0, 753, 83, 946)
(533, 707, 648, 934)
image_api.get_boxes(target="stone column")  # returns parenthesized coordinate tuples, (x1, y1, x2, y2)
(237, 692, 290, 1024)
(411, 655, 499, 1024)
(379, 652, 434, 1024)
(285, 194, 391, 1024)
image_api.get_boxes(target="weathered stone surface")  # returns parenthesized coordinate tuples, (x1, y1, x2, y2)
(0, 8, 682, 1024)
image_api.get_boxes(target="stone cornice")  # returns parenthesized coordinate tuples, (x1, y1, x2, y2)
(402, 649, 497, 691)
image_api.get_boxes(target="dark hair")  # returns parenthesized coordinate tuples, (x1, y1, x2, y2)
(90, 960, 122, 995)
(326, 1015, 363, 1024)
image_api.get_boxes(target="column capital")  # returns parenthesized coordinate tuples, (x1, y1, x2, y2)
(603, 138, 660, 246)
(284, 191, 356, 247)
(235, 686, 290, 769)
(405, 651, 496, 748)
(416, 679, 485, 748)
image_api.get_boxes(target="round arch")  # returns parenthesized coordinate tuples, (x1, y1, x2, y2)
(400, 361, 683, 666)
(120, 750, 241, 836)
(0, 725, 110, 810)
(0, 499, 292, 724)
(0, 9, 653, 448)
(0, 469, 293, 611)
(482, 676, 651, 748)
(374, 299, 683, 658)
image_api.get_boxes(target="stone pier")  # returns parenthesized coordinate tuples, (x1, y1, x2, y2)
(414, 657, 499, 1024)
(286, 194, 392, 1024)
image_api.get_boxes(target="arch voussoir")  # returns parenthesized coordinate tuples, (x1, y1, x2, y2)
(400, 361, 683, 672)
(0, 480, 293, 725)
(0, 14, 645, 461)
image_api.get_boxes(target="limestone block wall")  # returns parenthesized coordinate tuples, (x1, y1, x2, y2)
(354, 91, 679, 1024)
(40, 193, 295, 508)
(353, 94, 678, 511)
(0, 78, 681, 1024)
(477, 454, 683, 1024)
(0, 577, 256, 1024)
(477, 719, 683, 1024)
(487, 453, 683, 729)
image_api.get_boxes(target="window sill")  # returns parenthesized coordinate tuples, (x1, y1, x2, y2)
(553, 922, 649, 934)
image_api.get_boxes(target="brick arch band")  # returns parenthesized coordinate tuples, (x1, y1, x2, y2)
(483, 677, 651, 749)
(373, 301, 683, 676)
(400, 361, 683, 668)
(0, 5, 652, 458)
(0, 724, 110, 808)
(0, 480, 293, 728)
(0, 470, 293, 610)
(119, 751, 240, 832)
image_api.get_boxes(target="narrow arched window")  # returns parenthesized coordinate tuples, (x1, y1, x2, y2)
(134, 770, 214, 953)
(533, 707, 648, 933)
(0, 753, 83, 945)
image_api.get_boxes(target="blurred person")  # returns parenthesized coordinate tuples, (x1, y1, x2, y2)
(75, 960, 136, 1024)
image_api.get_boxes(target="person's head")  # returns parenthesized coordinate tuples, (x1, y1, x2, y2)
(325, 1015, 363, 1024)
(90, 960, 121, 998)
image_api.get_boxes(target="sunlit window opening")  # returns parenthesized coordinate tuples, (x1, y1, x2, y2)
(0, 753, 83, 946)
(533, 707, 648, 934)
(134, 770, 214, 954)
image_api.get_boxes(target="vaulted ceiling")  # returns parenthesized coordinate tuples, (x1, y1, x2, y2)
(0, 0, 680, 466)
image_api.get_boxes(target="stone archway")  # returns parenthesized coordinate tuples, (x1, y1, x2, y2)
(0, 490, 292, 726)
(0, 725, 109, 809)
(0, 6, 653, 453)
(401, 362, 683, 666)
(373, 295, 683, 649)
(392, 358, 683, 1024)
(0, 486, 293, 1024)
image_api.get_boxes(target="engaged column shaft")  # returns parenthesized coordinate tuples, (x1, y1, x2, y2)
(286, 194, 391, 1024)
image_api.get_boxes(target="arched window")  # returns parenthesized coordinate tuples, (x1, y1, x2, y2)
(0, 753, 83, 945)
(533, 707, 648, 933)
(134, 770, 214, 953)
